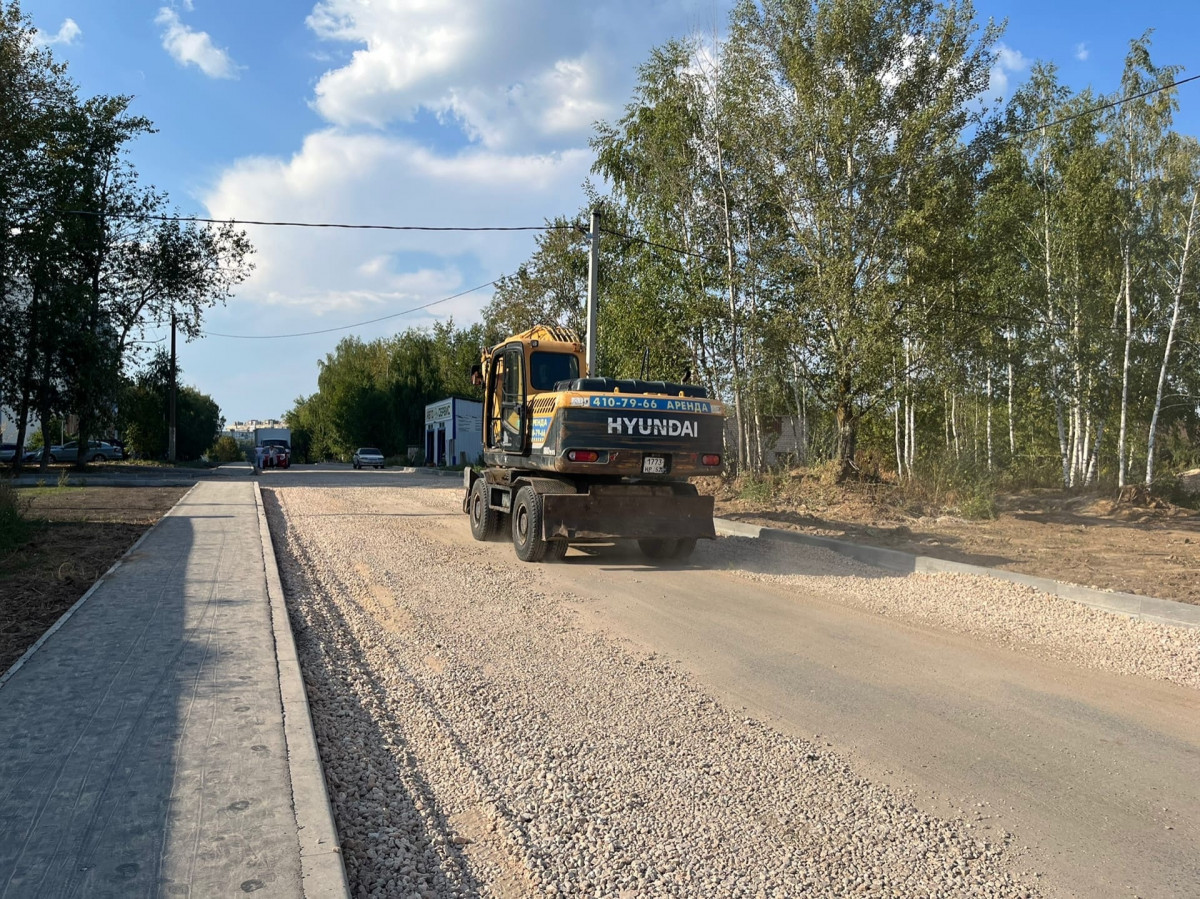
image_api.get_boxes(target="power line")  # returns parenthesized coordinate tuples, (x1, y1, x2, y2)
(200, 279, 498, 340)
(598, 225, 715, 262)
(596, 68, 1200, 265)
(64, 210, 575, 233)
(1010, 72, 1200, 141)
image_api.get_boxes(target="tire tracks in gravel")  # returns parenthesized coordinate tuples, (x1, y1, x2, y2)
(265, 484, 1042, 898)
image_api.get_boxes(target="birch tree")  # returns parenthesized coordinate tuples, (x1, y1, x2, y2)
(728, 0, 1001, 476)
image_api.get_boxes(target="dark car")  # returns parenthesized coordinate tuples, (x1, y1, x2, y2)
(0, 443, 20, 463)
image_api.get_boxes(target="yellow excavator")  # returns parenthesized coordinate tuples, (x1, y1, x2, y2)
(463, 325, 724, 562)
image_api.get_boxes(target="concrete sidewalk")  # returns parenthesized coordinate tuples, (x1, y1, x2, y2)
(0, 481, 347, 898)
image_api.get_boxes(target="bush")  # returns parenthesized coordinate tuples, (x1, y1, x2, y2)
(207, 435, 244, 464)
(1150, 474, 1200, 511)
(0, 482, 31, 554)
(734, 473, 780, 503)
(899, 454, 997, 519)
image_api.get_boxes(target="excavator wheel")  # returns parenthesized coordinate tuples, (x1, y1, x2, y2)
(512, 485, 549, 562)
(469, 478, 498, 541)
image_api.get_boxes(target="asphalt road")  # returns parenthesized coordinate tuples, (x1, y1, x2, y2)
(275, 470, 1200, 898)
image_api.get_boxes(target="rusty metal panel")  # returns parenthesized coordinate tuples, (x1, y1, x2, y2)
(541, 493, 716, 540)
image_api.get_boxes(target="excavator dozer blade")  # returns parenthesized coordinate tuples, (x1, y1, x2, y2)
(540, 492, 716, 541)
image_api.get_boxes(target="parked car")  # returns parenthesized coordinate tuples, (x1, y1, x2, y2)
(353, 447, 385, 469)
(22, 440, 124, 464)
(262, 444, 290, 469)
(0, 443, 20, 463)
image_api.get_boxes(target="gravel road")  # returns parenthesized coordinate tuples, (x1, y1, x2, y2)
(265, 480, 1196, 898)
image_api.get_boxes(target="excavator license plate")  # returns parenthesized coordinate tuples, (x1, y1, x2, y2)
(642, 455, 667, 474)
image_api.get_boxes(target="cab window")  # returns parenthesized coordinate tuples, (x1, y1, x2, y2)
(529, 352, 579, 391)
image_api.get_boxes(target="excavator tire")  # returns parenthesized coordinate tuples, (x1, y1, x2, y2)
(469, 478, 498, 541)
(512, 485, 548, 562)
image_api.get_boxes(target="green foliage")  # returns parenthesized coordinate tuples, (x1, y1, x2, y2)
(1149, 474, 1200, 511)
(900, 455, 998, 520)
(287, 321, 485, 460)
(735, 473, 779, 504)
(117, 351, 223, 461)
(0, 482, 31, 555)
(207, 435, 243, 464)
(0, 1, 252, 470)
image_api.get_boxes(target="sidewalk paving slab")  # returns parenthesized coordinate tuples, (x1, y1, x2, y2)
(0, 480, 347, 898)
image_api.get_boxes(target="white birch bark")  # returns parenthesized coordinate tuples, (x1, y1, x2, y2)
(1085, 423, 1104, 486)
(1056, 401, 1070, 487)
(951, 392, 959, 459)
(986, 369, 994, 471)
(1146, 190, 1197, 486)
(1117, 251, 1133, 488)
(894, 402, 903, 479)
(1007, 350, 1016, 458)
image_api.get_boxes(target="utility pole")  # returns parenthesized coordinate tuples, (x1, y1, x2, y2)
(168, 311, 177, 463)
(585, 208, 600, 377)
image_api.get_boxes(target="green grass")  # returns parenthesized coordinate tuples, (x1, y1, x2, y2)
(0, 482, 33, 555)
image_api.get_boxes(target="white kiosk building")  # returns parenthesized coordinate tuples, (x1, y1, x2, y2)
(424, 397, 483, 467)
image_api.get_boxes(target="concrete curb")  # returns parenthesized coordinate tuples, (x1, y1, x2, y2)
(0, 482, 201, 690)
(254, 483, 351, 899)
(714, 517, 1200, 631)
(6, 475, 206, 488)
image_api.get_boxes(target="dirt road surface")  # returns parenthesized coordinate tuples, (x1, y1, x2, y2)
(265, 472, 1199, 898)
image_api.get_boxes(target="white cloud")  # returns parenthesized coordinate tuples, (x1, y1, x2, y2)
(989, 43, 1031, 98)
(192, 2, 731, 419)
(202, 130, 593, 317)
(155, 7, 241, 79)
(33, 18, 81, 47)
(1075, 42, 1089, 62)
(304, 0, 714, 150)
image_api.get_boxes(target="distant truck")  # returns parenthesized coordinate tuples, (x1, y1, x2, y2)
(254, 427, 291, 468)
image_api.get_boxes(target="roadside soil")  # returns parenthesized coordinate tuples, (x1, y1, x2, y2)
(1, 470, 1197, 676)
(0, 485, 188, 673)
(708, 469, 1200, 606)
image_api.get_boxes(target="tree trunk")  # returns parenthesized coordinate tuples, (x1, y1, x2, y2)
(1007, 339, 1016, 460)
(1146, 191, 1197, 486)
(894, 401, 903, 480)
(986, 369, 993, 472)
(1056, 400, 1069, 487)
(834, 374, 857, 479)
(950, 392, 959, 459)
(1085, 423, 1103, 486)
(10, 283, 42, 474)
(1116, 250, 1133, 488)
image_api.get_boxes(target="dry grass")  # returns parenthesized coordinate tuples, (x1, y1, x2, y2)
(0, 486, 187, 673)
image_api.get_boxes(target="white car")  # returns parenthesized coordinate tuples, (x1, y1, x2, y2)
(353, 447, 385, 469)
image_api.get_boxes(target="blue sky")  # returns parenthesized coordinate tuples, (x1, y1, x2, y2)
(21, 0, 1200, 425)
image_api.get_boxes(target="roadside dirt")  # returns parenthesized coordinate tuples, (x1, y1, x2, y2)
(1, 471, 1197, 678)
(708, 470, 1200, 606)
(0, 486, 188, 673)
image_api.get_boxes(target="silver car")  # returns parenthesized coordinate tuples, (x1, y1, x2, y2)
(23, 440, 124, 463)
(353, 447, 385, 469)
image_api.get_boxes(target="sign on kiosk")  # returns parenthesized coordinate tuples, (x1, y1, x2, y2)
(426, 400, 453, 424)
